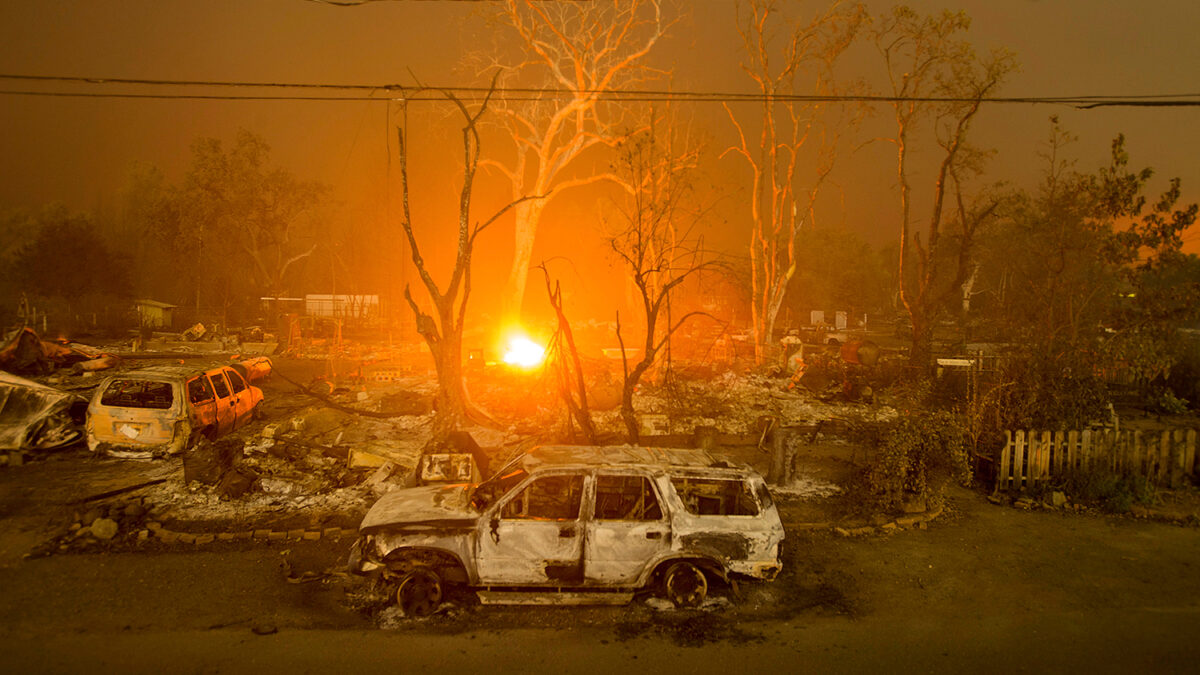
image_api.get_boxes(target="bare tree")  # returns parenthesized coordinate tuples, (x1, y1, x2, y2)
(872, 6, 1016, 368)
(396, 82, 532, 438)
(484, 0, 667, 321)
(724, 0, 865, 363)
(608, 115, 717, 443)
(536, 263, 597, 444)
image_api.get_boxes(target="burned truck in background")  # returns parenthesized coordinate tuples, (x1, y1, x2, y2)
(349, 445, 784, 616)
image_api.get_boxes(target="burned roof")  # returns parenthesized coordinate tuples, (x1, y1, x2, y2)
(520, 445, 744, 472)
(101, 365, 214, 381)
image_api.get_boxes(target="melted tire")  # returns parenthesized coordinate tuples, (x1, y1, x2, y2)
(663, 561, 708, 608)
(396, 567, 443, 618)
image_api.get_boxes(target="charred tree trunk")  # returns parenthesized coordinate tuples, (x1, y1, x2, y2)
(616, 311, 652, 445)
(396, 80, 530, 441)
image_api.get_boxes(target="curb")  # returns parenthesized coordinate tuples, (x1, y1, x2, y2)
(794, 505, 945, 538)
(138, 522, 358, 547)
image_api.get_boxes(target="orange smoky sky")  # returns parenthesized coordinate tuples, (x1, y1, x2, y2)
(0, 0, 1197, 324)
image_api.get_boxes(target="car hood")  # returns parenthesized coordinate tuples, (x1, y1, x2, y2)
(358, 483, 477, 532)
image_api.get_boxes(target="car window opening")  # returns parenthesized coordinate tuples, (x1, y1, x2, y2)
(187, 376, 214, 404)
(670, 477, 761, 516)
(595, 475, 663, 520)
(99, 379, 174, 410)
(226, 369, 248, 394)
(502, 475, 583, 520)
(210, 373, 231, 399)
(471, 468, 528, 510)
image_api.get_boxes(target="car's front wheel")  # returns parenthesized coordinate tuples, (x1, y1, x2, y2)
(662, 561, 708, 608)
(395, 566, 442, 617)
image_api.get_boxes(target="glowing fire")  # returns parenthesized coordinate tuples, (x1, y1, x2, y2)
(502, 335, 546, 369)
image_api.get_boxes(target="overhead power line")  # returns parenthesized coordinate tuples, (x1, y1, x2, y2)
(0, 73, 1197, 108)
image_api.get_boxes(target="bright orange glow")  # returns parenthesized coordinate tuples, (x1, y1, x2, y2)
(502, 335, 546, 369)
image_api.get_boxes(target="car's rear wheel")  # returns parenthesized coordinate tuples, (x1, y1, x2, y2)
(396, 567, 442, 617)
(662, 561, 707, 608)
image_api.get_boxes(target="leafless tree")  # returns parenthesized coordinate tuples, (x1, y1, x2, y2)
(872, 6, 1016, 368)
(483, 0, 668, 321)
(608, 113, 718, 443)
(723, 0, 865, 363)
(396, 81, 534, 438)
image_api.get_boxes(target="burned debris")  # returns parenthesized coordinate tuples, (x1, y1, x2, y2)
(0, 371, 87, 453)
(0, 326, 120, 376)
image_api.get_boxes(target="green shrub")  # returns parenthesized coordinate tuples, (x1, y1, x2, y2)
(1148, 388, 1189, 415)
(864, 410, 970, 512)
(1058, 466, 1154, 513)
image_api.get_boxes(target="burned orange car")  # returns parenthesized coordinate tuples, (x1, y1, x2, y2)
(85, 365, 264, 459)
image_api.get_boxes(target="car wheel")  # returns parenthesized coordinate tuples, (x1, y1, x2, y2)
(662, 561, 707, 608)
(396, 567, 442, 618)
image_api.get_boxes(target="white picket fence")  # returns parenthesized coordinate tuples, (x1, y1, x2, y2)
(995, 428, 1198, 492)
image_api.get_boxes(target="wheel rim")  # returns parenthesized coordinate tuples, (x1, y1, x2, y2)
(664, 562, 707, 608)
(396, 569, 442, 617)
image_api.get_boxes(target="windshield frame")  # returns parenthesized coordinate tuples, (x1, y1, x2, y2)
(469, 462, 529, 512)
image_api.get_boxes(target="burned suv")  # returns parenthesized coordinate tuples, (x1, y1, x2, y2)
(349, 445, 784, 616)
(85, 365, 264, 459)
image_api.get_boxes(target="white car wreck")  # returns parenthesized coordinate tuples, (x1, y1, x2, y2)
(348, 445, 784, 616)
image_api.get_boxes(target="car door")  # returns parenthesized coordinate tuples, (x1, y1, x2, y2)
(475, 472, 587, 586)
(222, 367, 255, 428)
(185, 375, 218, 434)
(206, 370, 237, 435)
(584, 472, 671, 585)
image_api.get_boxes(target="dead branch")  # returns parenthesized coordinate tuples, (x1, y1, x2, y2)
(538, 263, 597, 443)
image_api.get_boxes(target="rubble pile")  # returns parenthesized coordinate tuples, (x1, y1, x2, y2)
(29, 495, 160, 556)
(587, 371, 898, 438)
(138, 476, 373, 529)
(120, 378, 455, 528)
(6, 318, 891, 545)
(0, 326, 123, 376)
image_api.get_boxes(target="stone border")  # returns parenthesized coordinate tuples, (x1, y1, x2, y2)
(141, 521, 358, 546)
(790, 505, 945, 538)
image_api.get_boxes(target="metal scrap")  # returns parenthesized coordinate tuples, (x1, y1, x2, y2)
(0, 371, 88, 451)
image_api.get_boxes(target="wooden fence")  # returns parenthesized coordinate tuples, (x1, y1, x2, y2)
(995, 428, 1198, 492)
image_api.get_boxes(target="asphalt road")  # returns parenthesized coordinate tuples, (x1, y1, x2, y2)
(2, 481, 1199, 674)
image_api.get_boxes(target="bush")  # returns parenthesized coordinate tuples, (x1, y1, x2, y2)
(1058, 466, 1154, 513)
(864, 409, 970, 512)
(1148, 388, 1189, 415)
(991, 349, 1109, 431)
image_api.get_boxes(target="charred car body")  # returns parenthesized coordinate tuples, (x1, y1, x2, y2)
(349, 445, 784, 615)
(85, 365, 264, 459)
